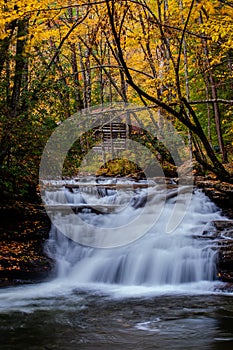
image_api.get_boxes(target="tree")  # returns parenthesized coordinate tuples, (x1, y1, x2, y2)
(0, 0, 91, 195)
(0, 0, 232, 196)
(103, 0, 232, 182)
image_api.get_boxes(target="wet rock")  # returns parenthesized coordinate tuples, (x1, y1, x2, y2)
(195, 177, 233, 209)
(213, 220, 233, 283)
(214, 220, 233, 233)
(195, 176, 233, 283)
(0, 256, 53, 287)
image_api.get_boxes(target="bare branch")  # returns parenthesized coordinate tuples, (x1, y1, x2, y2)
(56, 64, 155, 80)
(219, 0, 233, 8)
(22, 1, 107, 15)
(190, 99, 233, 105)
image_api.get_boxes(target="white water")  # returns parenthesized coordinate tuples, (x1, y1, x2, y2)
(44, 179, 224, 287)
(0, 179, 230, 312)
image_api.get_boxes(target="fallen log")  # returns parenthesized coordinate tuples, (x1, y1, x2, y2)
(45, 203, 123, 214)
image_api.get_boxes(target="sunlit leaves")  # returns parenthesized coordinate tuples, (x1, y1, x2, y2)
(0, 0, 232, 196)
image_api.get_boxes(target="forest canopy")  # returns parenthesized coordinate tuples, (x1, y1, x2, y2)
(0, 0, 232, 196)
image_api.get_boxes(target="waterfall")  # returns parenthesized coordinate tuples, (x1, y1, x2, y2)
(44, 178, 223, 287)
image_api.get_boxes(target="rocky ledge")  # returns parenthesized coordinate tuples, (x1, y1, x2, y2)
(213, 220, 233, 283)
(194, 177, 233, 283)
(195, 176, 233, 212)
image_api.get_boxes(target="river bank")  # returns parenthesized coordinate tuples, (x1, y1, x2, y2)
(0, 199, 52, 287)
(0, 176, 232, 288)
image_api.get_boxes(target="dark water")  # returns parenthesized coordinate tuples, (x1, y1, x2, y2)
(1, 288, 233, 350)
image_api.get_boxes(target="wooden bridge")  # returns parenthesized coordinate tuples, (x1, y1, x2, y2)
(93, 121, 128, 154)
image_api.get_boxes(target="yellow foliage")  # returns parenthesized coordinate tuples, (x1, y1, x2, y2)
(0, 0, 232, 125)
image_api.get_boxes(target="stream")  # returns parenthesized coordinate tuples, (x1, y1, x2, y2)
(0, 177, 233, 349)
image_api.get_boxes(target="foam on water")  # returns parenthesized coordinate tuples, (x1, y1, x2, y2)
(0, 178, 231, 312)
(45, 181, 222, 283)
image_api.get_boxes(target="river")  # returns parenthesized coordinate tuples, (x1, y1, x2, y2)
(1, 286, 233, 349)
(0, 178, 233, 349)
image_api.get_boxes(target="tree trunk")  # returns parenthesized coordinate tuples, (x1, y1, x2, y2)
(0, 21, 17, 76)
(199, 12, 228, 163)
(0, 19, 28, 165)
(70, 43, 84, 111)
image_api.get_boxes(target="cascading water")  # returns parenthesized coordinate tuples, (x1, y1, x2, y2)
(0, 164, 231, 350)
(44, 178, 223, 288)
